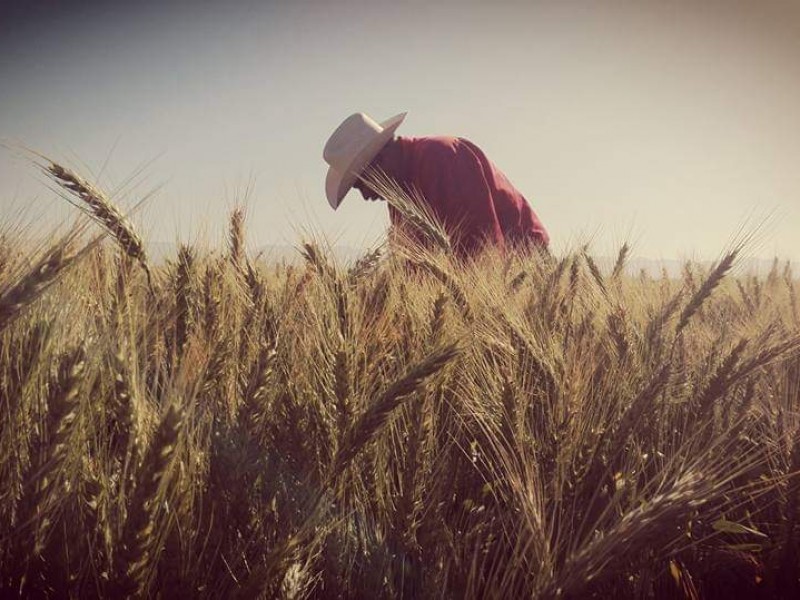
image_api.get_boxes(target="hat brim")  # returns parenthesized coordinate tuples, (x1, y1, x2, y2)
(326, 112, 406, 209)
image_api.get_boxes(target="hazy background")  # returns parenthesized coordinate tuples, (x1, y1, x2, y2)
(2, 0, 799, 263)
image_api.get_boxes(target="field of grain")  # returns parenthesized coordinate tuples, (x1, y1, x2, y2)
(1, 163, 799, 599)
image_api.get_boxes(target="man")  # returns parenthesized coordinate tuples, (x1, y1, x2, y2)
(323, 112, 549, 256)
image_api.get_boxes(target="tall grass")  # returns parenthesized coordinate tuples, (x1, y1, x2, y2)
(1, 165, 799, 598)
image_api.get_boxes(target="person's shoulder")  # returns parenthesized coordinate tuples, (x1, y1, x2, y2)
(423, 136, 487, 158)
(403, 136, 464, 160)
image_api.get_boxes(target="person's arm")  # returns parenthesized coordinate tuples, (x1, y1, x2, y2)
(518, 201, 550, 249)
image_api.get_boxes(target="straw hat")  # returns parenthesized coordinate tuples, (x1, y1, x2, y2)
(323, 112, 407, 209)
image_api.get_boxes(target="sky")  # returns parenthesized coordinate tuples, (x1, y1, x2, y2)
(1, 0, 799, 263)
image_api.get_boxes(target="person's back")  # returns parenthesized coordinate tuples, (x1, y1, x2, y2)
(376, 135, 549, 255)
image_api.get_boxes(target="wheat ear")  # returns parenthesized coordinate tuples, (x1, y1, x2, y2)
(228, 207, 246, 273)
(611, 243, 630, 280)
(347, 245, 383, 284)
(415, 258, 472, 322)
(330, 343, 459, 480)
(43, 161, 152, 287)
(19, 346, 86, 555)
(0, 234, 94, 333)
(175, 244, 195, 355)
(508, 269, 528, 292)
(232, 535, 302, 600)
(333, 348, 350, 438)
(300, 241, 335, 280)
(546, 470, 710, 598)
(676, 249, 738, 333)
(695, 338, 749, 420)
(114, 403, 183, 599)
(429, 293, 448, 343)
(361, 167, 452, 254)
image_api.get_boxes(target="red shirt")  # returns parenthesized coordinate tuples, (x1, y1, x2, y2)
(376, 136, 549, 255)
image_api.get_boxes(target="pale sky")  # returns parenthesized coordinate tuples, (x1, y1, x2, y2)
(1, 0, 799, 262)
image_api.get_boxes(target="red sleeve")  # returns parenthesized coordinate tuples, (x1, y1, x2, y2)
(440, 144, 505, 255)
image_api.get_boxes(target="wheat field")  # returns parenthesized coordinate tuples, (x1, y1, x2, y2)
(1, 163, 799, 599)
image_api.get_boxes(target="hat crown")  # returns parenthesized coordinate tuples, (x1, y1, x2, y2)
(323, 113, 384, 171)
